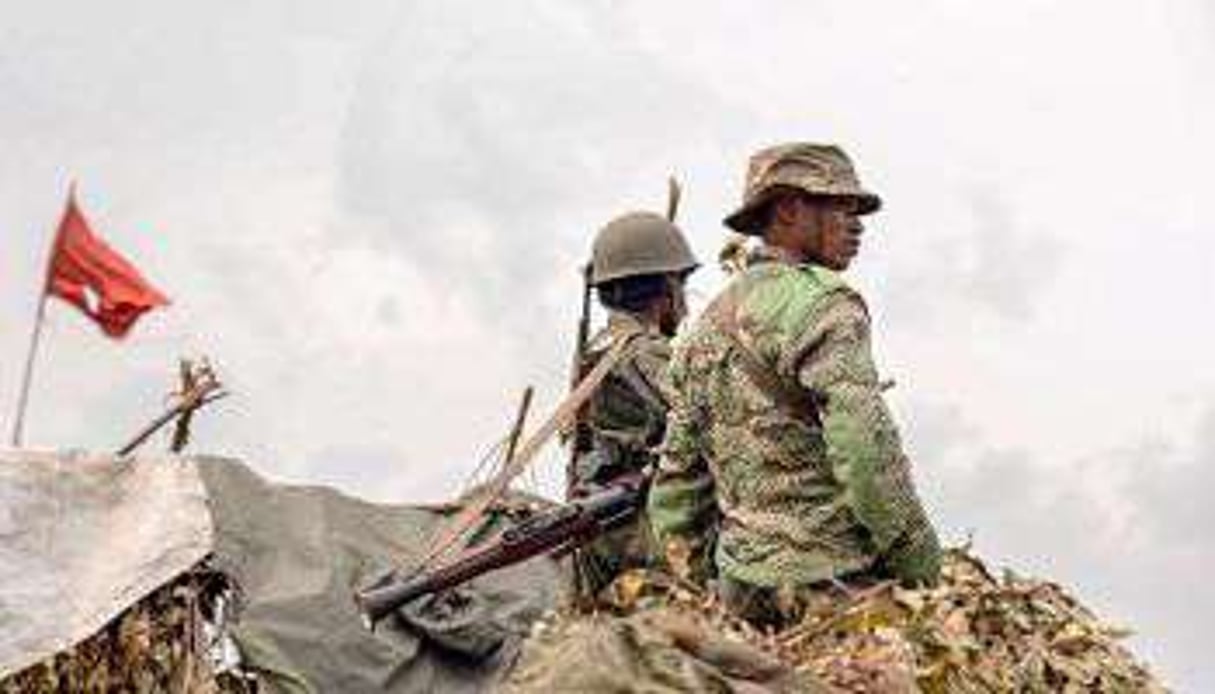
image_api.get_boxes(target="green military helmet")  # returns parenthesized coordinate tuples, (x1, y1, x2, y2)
(589, 211, 699, 286)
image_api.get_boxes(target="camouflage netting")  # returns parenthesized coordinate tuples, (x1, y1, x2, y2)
(0, 567, 246, 694)
(505, 549, 1168, 693)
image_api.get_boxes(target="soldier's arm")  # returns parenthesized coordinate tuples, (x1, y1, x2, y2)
(793, 291, 941, 586)
(646, 372, 717, 583)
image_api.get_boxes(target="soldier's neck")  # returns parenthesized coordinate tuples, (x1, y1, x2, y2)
(757, 243, 811, 266)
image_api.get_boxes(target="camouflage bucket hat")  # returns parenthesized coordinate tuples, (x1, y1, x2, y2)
(723, 143, 882, 235)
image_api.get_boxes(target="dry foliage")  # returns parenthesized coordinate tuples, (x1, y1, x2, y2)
(1, 569, 249, 694)
(589, 548, 1167, 693)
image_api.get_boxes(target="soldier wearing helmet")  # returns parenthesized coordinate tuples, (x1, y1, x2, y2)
(647, 143, 942, 628)
(568, 210, 698, 600)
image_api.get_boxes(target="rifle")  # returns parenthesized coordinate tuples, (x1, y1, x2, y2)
(354, 470, 649, 629)
(564, 263, 594, 499)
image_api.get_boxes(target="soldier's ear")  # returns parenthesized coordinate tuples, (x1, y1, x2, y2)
(770, 192, 804, 226)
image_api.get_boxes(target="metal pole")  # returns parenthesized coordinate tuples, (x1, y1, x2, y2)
(9, 294, 48, 447)
(10, 184, 75, 448)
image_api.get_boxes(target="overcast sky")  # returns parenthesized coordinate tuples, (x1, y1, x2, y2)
(1, 0, 1212, 688)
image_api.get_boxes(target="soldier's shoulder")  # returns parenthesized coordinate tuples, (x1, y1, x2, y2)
(672, 306, 728, 367)
(740, 262, 856, 296)
(629, 330, 673, 375)
(736, 263, 858, 326)
(800, 264, 854, 294)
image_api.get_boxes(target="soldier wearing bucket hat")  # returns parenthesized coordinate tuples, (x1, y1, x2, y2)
(649, 143, 941, 628)
(567, 210, 699, 601)
(723, 143, 881, 236)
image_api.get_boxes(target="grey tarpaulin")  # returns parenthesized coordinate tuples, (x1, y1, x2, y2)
(0, 449, 213, 677)
(0, 452, 562, 691)
(198, 457, 562, 693)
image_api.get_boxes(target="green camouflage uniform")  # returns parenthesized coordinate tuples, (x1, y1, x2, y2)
(570, 311, 672, 596)
(647, 253, 941, 598)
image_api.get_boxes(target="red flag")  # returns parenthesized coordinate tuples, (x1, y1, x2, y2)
(45, 190, 169, 338)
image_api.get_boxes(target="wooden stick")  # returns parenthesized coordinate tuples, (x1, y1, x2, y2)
(116, 391, 227, 457)
(504, 386, 534, 465)
(418, 330, 642, 569)
(116, 359, 225, 457)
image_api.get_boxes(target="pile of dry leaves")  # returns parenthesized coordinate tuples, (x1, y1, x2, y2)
(581, 548, 1167, 693)
(774, 550, 1163, 692)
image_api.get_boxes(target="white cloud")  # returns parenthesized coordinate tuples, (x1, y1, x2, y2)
(0, 0, 1211, 687)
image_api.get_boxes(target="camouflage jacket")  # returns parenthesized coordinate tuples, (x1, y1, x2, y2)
(572, 312, 673, 489)
(647, 255, 941, 589)
(569, 311, 672, 593)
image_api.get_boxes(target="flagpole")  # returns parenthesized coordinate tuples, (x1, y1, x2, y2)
(10, 293, 50, 447)
(10, 183, 74, 448)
